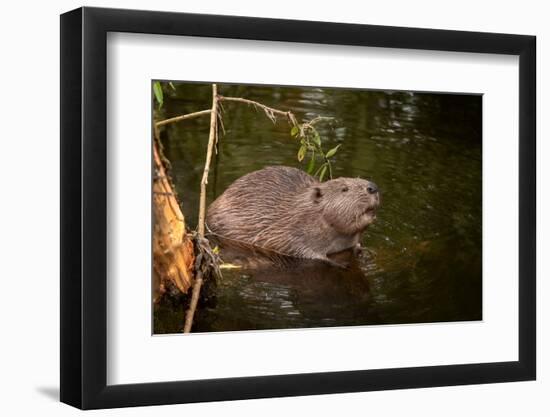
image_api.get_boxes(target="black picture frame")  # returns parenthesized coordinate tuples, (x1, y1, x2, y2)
(60, 6, 536, 410)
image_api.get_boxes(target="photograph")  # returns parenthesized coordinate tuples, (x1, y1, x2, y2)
(55, 4, 538, 411)
(152, 81, 482, 334)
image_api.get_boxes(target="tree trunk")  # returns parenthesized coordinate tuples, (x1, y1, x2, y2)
(152, 141, 195, 303)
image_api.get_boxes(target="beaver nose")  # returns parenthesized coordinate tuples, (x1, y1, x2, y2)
(366, 182, 378, 194)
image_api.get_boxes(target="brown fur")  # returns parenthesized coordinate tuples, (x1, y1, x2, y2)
(206, 166, 380, 264)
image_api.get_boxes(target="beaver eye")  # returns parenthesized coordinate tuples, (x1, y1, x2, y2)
(341, 186, 349, 192)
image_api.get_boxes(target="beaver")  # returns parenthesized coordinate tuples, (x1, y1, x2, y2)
(206, 166, 380, 265)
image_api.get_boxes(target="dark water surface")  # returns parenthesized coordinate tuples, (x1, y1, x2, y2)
(154, 82, 482, 333)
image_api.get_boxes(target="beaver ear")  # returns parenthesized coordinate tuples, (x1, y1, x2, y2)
(312, 187, 323, 202)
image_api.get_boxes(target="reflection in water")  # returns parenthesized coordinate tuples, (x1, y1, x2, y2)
(154, 83, 482, 333)
(192, 247, 376, 332)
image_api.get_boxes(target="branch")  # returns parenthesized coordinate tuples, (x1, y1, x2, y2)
(183, 270, 203, 333)
(198, 85, 218, 238)
(155, 109, 211, 127)
(305, 116, 334, 127)
(218, 95, 298, 126)
(184, 84, 219, 334)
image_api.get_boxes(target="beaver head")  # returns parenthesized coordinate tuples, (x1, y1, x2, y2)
(309, 177, 380, 236)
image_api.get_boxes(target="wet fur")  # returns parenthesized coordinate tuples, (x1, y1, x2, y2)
(206, 166, 379, 264)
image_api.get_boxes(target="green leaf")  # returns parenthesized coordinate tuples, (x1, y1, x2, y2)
(297, 145, 307, 162)
(153, 81, 164, 109)
(312, 131, 321, 147)
(290, 126, 300, 137)
(325, 144, 341, 159)
(319, 165, 328, 182)
(313, 163, 324, 177)
(168, 81, 176, 91)
(306, 152, 316, 174)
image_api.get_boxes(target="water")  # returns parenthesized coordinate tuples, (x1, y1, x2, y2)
(153, 82, 482, 333)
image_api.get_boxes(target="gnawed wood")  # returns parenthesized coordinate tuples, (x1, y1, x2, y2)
(152, 141, 195, 303)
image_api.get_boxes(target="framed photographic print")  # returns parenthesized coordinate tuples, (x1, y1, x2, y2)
(60, 6, 536, 409)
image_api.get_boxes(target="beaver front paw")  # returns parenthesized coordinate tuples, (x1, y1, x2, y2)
(353, 243, 363, 256)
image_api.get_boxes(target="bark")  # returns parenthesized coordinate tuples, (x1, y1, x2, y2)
(152, 141, 195, 303)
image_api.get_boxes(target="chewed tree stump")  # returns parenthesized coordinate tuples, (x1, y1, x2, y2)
(152, 141, 195, 303)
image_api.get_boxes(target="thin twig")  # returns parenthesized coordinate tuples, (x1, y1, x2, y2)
(183, 270, 203, 332)
(155, 109, 211, 127)
(306, 116, 334, 126)
(198, 85, 218, 238)
(184, 84, 219, 334)
(218, 95, 297, 126)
